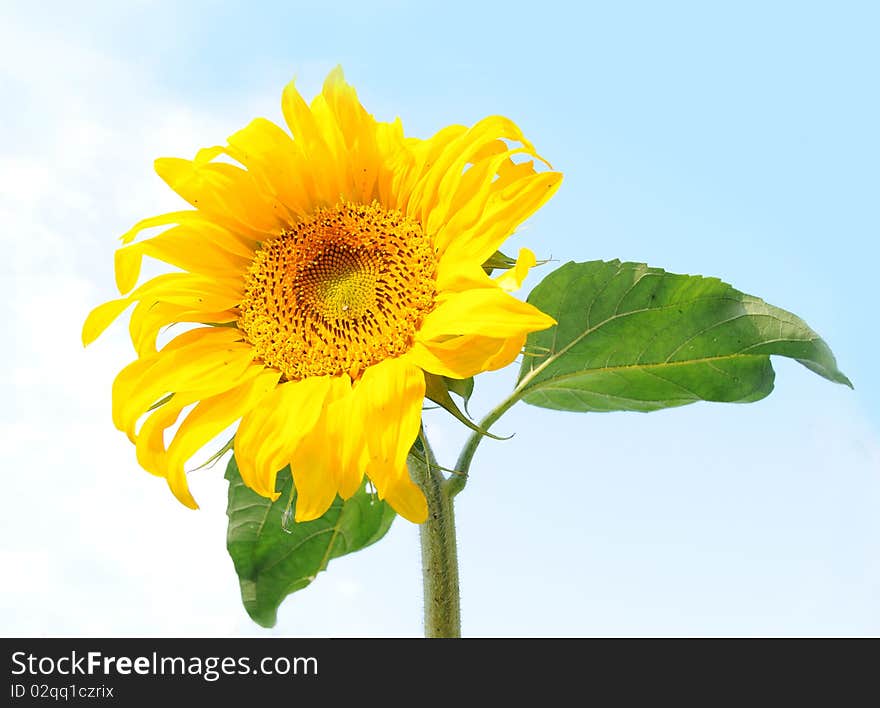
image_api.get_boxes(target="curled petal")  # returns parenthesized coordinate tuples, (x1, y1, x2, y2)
(495, 247, 538, 292)
(163, 369, 281, 508)
(112, 328, 254, 439)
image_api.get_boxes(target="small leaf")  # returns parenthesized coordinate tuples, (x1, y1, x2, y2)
(424, 372, 509, 440)
(518, 260, 851, 412)
(225, 456, 395, 628)
(482, 249, 551, 276)
(190, 436, 234, 472)
(482, 250, 518, 275)
(147, 393, 174, 412)
(444, 376, 474, 414)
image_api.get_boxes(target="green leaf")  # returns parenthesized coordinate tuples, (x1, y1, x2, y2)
(482, 249, 517, 275)
(147, 393, 174, 412)
(424, 372, 508, 440)
(518, 260, 851, 412)
(443, 376, 474, 413)
(225, 455, 395, 628)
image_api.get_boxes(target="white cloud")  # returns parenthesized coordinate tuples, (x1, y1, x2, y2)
(0, 4, 430, 639)
(0, 9, 406, 638)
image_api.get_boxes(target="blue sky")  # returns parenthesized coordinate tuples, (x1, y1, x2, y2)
(2, 0, 878, 636)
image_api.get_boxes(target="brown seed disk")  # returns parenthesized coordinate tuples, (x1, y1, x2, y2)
(238, 201, 437, 380)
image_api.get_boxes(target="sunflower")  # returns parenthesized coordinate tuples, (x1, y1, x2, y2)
(83, 68, 562, 523)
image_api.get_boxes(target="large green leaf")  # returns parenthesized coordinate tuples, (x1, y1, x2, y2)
(518, 260, 851, 412)
(225, 456, 395, 628)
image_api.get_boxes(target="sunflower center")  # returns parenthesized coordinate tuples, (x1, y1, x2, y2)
(238, 202, 437, 381)
(306, 247, 378, 321)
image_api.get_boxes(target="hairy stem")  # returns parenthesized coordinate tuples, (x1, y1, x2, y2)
(414, 381, 525, 635)
(413, 430, 461, 638)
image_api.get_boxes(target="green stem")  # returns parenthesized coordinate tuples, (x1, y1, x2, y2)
(413, 430, 461, 638)
(413, 380, 527, 636)
(446, 392, 521, 498)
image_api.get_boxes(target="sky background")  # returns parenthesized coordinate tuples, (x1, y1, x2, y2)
(2, 0, 878, 637)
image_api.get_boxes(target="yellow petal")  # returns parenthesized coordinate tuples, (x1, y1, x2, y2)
(318, 67, 383, 203)
(82, 297, 133, 346)
(441, 141, 513, 217)
(320, 66, 361, 150)
(485, 333, 527, 371)
(290, 434, 340, 522)
(119, 211, 201, 245)
(121, 270, 242, 355)
(439, 170, 563, 267)
(128, 301, 236, 357)
(328, 380, 368, 500)
(417, 288, 555, 342)
(154, 154, 285, 237)
(395, 124, 467, 214)
(87, 270, 243, 345)
(289, 432, 339, 522)
(114, 223, 252, 295)
(427, 147, 536, 238)
(405, 334, 522, 379)
(114, 246, 143, 296)
(225, 117, 314, 217)
(351, 358, 427, 521)
(382, 476, 428, 524)
(234, 376, 332, 499)
(112, 357, 159, 443)
(135, 394, 192, 479)
(281, 79, 343, 204)
(375, 117, 408, 207)
(495, 247, 537, 292)
(434, 154, 537, 255)
(494, 155, 541, 190)
(435, 251, 496, 293)
(112, 328, 255, 438)
(356, 358, 425, 472)
(129, 271, 244, 309)
(408, 116, 533, 226)
(288, 374, 351, 521)
(282, 78, 329, 154)
(163, 369, 281, 508)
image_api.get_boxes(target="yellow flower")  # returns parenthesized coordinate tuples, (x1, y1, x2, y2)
(83, 68, 561, 523)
